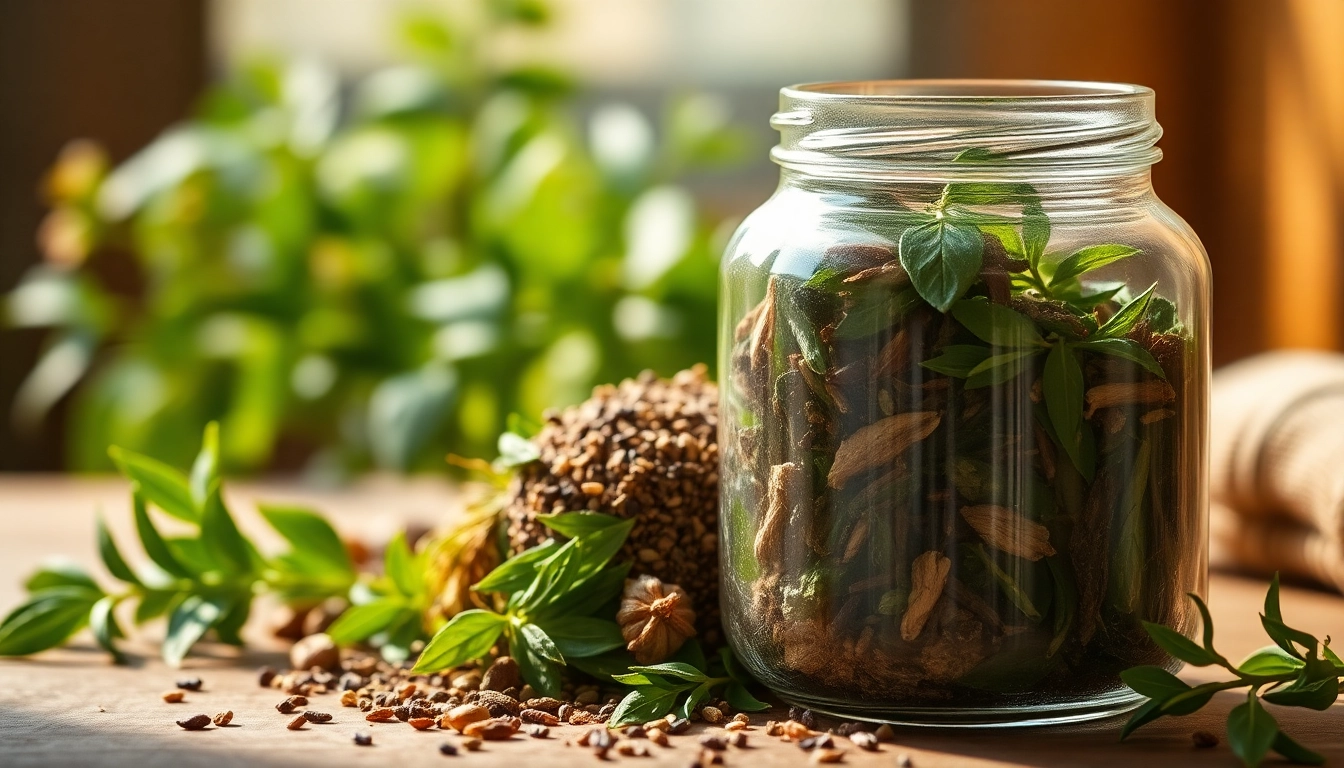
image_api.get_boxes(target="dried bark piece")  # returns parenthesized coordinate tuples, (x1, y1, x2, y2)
(843, 260, 908, 286)
(959, 505, 1057, 561)
(1141, 408, 1176, 424)
(841, 517, 869, 564)
(1083, 380, 1175, 418)
(749, 277, 778, 371)
(828, 411, 941, 489)
(618, 574, 698, 664)
(900, 551, 951, 641)
(755, 462, 798, 566)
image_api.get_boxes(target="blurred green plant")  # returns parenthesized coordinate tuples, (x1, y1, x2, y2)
(6, 1, 747, 473)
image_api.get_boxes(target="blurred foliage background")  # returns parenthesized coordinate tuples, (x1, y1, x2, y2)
(4, 2, 753, 475)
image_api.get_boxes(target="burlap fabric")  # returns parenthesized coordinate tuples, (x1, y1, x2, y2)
(1211, 351, 1344, 591)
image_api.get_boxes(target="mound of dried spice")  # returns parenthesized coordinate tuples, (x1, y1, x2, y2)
(503, 366, 721, 642)
(721, 178, 1199, 710)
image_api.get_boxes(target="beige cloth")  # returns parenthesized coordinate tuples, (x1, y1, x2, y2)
(1212, 350, 1344, 591)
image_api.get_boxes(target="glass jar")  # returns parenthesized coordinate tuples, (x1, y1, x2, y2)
(718, 80, 1209, 726)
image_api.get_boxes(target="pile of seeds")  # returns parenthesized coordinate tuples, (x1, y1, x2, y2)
(503, 366, 722, 642)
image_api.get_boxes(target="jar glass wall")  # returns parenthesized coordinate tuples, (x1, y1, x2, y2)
(718, 80, 1210, 726)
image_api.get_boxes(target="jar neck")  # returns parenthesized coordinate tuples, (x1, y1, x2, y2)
(772, 79, 1163, 192)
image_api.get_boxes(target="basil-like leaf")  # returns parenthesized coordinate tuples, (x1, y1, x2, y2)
(1097, 282, 1156, 338)
(24, 560, 101, 594)
(95, 514, 141, 586)
(0, 587, 99, 657)
(609, 685, 681, 727)
(163, 595, 228, 667)
(473, 539, 559, 594)
(134, 590, 181, 624)
(950, 298, 1044, 348)
(1227, 696, 1279, 768)
(189, 421, 220, 509)
(535, 561, 631, 618)
(898, 220, 985, 312)
(921, 345, 991, 378)
(1272, 730, 1326, 766)
(1260, 614, 1318, 660)
(725, 681, 770, 712)
(1159, 681, 1225, 715)
(213, 599, 250, 646)
(965, 349, 1039, 389)
(412, 609, 507, 673)
(1120, 697, 1165, 740)
(1073, 337, 1165, 378)
(678, 682, 712, 720)
(1262, 671, 1339, 711)
(1050, 244, 1140, 286)
(1119, 665, 1191, 701)
(89, 595, 125, 663)
(326, 598, 409, 644)
(520, 622, 565, 664)
(497, 432, 540, 467)
(258, 503, 354, 577)
(109, 446, 198, 523)
(384, 532, 421, 598)
(538, 511, 626, 539)
(534, 615, 625, 658)
(1238, 646, 1305, 676)
(511, 629, 563, 698)
(199, 481, 253, 576)
(1142, 621, 1219, 667)
(132, 492, 194, 579)
(629, 662, 708, 683)
(1043, 342, 1086, 476)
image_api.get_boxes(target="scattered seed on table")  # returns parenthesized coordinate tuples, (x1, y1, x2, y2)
(213, 711, 233, 727)
(668, 717, 690, 735)
(699, 735, 728, 751)
(439, 742, 458, 756)
(648, 729, 669, 747)
(287, 715, 308, 731)
(616, 742, 649, 757)
(1192, 731, 1219, 749)
(874, 724, 896, 743)
(340, 690, 359, 707)
(732, 713, 750, 725)
(176, 714, 211, 731)
(353, 732, 373, 747)
(701, 706, 725, 724)
(724, 720, 747, 732)
(850, 731, 878, 751)
(697, 748, 724, 765)
(522, 724, 549, 739)
(162, 691, 185, 704)
(461, 737, 482, 751)
(409, 717, 436, 731)
(521, 708, 560, 727)
(277, 695, 308, 714)
(799, 734, 834, 751)
(258, 667, 277, 688)
(366, 708, 397, 722)
(811, 748, 846, 764)
(728, 732, 748, 748)
(897, 754, 913, 767)
(303, 711, 333, 724)
(175, 677, 204, 691)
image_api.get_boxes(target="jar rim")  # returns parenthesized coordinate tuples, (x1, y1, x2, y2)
(782, 79, 1153, 103)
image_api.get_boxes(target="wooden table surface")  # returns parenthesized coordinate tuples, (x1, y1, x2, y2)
(1, 476, 1341, 767)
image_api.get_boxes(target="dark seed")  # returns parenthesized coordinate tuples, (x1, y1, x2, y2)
(176, 677, 204, 692)
(303, 711, 333, 724)
(176, 714, 211, 730)
(557, 703, 571, 722)
(699, 735, 728, 751)
(439, 742, 458, 756)
(798, 734, 834, 750)
(522, 723, 550, 739)
(353, 732, 373, 746)
(394, 705, 412, 722)
(668, 717, 691, 735)
(728, 732, 747, 748)
(258, 667, 277, 687)
(287, 715, 308, 730)
(1192, 731, 1219, 749)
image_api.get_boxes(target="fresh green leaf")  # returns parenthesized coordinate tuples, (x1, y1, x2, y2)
(1043, 342, 1087, 476)
(89, 595, 125, 663)
(1050, 244, 1140, 286)
(950, 298, 1044, 348)
(1238, 646, 1305, 676)
(1120, 697, 1165, 740)
(921, 345, 991, 378)
(725, 681, 770, 711)
(497, 432, 540, 467)
(326, 598, 409, 644)
(1272, 730, 1326, 765)
(258, 503, 354, 577)
(412, 609, 506, 673)
(629, 662, 708, 683)
(965, 349, 1039, 388)
(189, 422, 220, 509)
(537, 511, 627, 539)
(213, 599, 250, 646)
(0, 587, 99, 656)
(833, 286, 922, 340)
(134, 590, 181, 624)
(1073, 338, 1166, 378)
(1120, 665, 1191, 701)
(569, 517, 636, 582)
(163, 595, 228, 666)
(1260, 614, 1319, 660)
(678, 682, 712, 720)
(199, 481, 254, 575)
(131, 492, 194, 579)
(609, 686, 681, 727)
(534, 615, 624, 658)
(1097, 282, 1156, 338)
(1263, 656, 1339, 710)
(110, 447, 198, 523)
(970, 545, 1040, 621)
(1188, 593, 1222, 660)
(95, 514, 141, 586)
(511, 628, 563, 697)
(539, 561, 632, 617)
(898, 220, 985, 312)
(384, 532, 421, 598)
(520, 622, 564, 664)
(24, 560, 101, 594)
(1265, 572, 1284, 622)
(611, 672, 665, 687)
(473, 539, 559, 594)
(1143, 621, 1220, 667)
(1227, 695, 1279, 768)
(1160, 682, 1228, 715)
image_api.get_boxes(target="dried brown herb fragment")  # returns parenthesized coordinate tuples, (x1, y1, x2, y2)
(828, 411, 941, 489)
(901, 551, 952, 641)
(212, 711, 233, 727)
(959, 505, 1056, 561)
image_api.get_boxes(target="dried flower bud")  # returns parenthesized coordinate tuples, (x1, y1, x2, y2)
(618, 574, 697, 664)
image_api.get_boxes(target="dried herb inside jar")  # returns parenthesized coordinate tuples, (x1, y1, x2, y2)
(723, 175, 1195, 706)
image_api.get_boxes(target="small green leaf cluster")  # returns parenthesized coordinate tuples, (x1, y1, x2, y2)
(324, 531, 434, 664)
(609, 645, 768, 726)
(1120, 575, 1340, 767)
(409, 512, 634, 697)
(0, 423, 356, 666)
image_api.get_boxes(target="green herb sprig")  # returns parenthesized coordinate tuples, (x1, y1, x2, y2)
(609, 645, 768, 726)
(0, 423, 357, 666)
(408, 512, 635, 697)
(1121, 574, 1341, 767)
